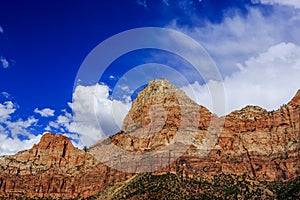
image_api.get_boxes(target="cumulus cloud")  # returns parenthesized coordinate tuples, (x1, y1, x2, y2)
(34, 108, 55, 117)
(0, 134, 42, 156)
(46, 84, 130, 148)
(0, 56, 9, 69)
(70, 84, 130, 146)
(252, 0, 300, 8)
(182, 42, 300, 115)
(0, 101, 40, 155)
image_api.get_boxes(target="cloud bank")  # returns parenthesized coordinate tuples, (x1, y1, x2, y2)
(182, 42, 300, 115)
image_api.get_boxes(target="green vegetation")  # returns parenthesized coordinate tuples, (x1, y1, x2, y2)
(95, 173, 300, 200)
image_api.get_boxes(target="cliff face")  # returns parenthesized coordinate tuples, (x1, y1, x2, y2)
(90, 79, 214, 173)
(0, 79, 299, 199)
(217, 95, 300, 181)
(91, 79, 300, 181)
(0, 133, 131, 199)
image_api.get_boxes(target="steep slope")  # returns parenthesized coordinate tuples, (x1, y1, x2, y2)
(90, 79, 214, 173)
(0, 133, 131, 199)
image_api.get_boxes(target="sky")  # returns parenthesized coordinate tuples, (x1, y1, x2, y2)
(1, 0, 300, 155)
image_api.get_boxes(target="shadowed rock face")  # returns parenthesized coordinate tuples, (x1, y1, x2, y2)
(0, 79, 299, 199)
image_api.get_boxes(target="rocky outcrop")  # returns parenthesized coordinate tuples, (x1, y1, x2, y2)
(0, 133, 131, 199)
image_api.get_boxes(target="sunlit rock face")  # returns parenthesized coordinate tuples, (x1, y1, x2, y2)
(0, 132, 131, 199)
(0, 79, 299, 199)
(92, 79, 300, 181)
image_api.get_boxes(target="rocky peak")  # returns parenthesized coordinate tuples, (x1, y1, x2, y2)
(14, 132, 84, 168)
(122, 78, 202, 133)
(32, 132, 75, 152)
(0, 132, 111, 199)
(227, 105, 268, 120)
(101, 78, 213, 160)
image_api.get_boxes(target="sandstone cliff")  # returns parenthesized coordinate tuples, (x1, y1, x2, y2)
(91, 79, 300, 181)
(0, 79, 299, 199)
(0, 133, 131, 199)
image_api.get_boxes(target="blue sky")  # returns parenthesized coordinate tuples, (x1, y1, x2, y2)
(1, 0, 300, 155)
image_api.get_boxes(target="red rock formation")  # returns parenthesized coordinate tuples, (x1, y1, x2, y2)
(0, 79, 299, 199)
(90, 79, 214, 173)
(91, 79, 300, 181)
(0, 133, 131, 199)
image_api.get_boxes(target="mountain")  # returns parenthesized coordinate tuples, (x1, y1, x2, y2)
(91, 79, 300, 181)
(90, 78, 213, 173)
(0, 79, 299, 199)
(0, 133, 132, 199)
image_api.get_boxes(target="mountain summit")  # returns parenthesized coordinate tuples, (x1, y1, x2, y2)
(122, 78, 212, 143)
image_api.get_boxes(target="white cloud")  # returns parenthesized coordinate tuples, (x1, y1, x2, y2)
(0, 134, 42, 156)
(163, 5, 300, 116)
(34, 108, 55, 117)
(44, 125, 51, 131)
(0, 101, 16, 122)
(252, 0, 300, 8)
(168, 7, 300, 77)
(109, 75, 116, 80)
(0, 101, 41, 155)
(70, 84, 130, 147)
(47, 84, 130, 148)
(48, 121, 59, 129)
(0, 25, 3, 33)
(182, 42, 300, 115)
(66, 5, 300, 146)
(0, 56, 9, 69)
(5, 117, 38, 138)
